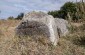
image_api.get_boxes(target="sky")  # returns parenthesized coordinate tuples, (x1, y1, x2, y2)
(0, 0, 80, 19)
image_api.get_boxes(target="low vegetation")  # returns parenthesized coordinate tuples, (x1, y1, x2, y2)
(0, 19, 85, 55)
(48, 1, 85, 22)
(0, 1, 85, 55)
(7, 13, 24, 20)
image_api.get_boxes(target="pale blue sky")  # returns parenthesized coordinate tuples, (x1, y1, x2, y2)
(0, 0, 79, 19)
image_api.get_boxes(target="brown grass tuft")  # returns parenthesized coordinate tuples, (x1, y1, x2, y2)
(0, 20, 85, 55)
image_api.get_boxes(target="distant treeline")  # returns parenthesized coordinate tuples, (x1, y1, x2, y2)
(7, 13, 24, 20)
(7, 1, 85, 22)
(48, 1, 85, 22)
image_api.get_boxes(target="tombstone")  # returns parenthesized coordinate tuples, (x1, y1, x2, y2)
(15, 11, 69, 46)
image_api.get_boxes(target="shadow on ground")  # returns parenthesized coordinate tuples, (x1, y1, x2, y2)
(73, 36, 85, 47)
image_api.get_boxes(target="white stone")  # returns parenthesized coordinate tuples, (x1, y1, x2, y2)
(16, 11, 69, 46)
(55, 18, 69, 37)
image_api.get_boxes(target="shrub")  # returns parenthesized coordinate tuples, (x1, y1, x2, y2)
(15, 13, 24, 20)
(7, 16, 14, 20)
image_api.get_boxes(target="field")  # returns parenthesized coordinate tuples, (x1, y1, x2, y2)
(0, 20, 85, 55)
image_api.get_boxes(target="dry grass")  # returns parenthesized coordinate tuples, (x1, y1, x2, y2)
(0, 20, 85, 55)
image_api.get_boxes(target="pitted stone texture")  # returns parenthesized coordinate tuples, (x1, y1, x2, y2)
(15, 11, 69, 46)
(16, 21, 50, 37)
(55, 18, 69, 37)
